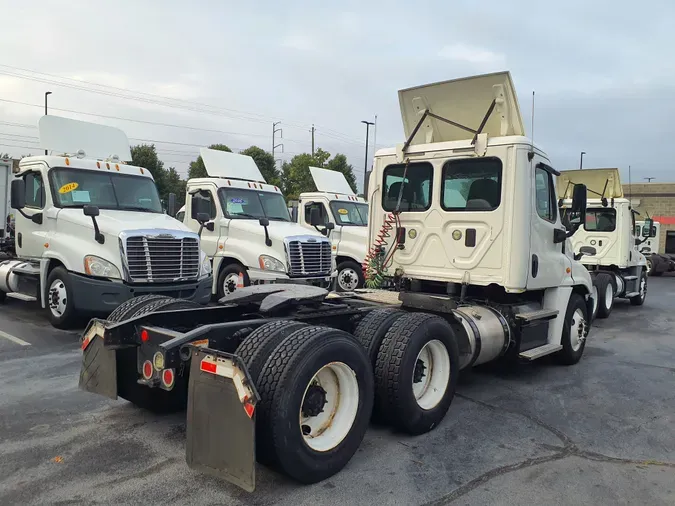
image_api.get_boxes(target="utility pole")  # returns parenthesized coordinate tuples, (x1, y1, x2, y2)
(579, 151, 586, 170)
(272, 121, 283, 159)
(44, 91, 52, 155)
(311, 124, 315, 156)
(361, 120, 375, 195)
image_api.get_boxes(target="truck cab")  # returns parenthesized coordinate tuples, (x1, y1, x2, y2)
(558, 169, 651, 317)
(368, 71, 594, 363)
(183, 148, 335, 299)
(293, 167, 368, 291)
(0, 116, 211, 328)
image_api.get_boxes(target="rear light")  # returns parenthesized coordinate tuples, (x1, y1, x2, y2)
(153, 352, 165, 371)
(142, 360, 153, 380)
(141, 329, 149, 342)
(162, 369, 175, 388)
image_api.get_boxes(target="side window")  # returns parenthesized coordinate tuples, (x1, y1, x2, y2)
(382, 162, 433, 212)
(534, 167, 556, 222)
(24, 172, 45, 209)
(304, 202, 328, 225)
(192, 190, 217, 220)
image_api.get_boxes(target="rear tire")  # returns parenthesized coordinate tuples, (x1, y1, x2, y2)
(255, 326, 373, 483)
(336, 260, 365, 292)
(554, 293, 588, 365)
(630, 270, 648, 306)
(107, 294, 171, 323)
(374, 313, 459, 435)
(353, 308, 407, 368)
(235, 320, 307, 384)
(595, 273, 615, 319)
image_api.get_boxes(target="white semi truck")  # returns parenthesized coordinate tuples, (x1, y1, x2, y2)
(180, 148, 335, 299)
(635, 220, 675, 276)
(0, 116, 212, 328)
(80, 71, 595, 491)
(290, 166, 368, 291)
(557, 169, 651, 319)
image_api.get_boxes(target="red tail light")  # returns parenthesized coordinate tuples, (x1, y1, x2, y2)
(142, 360, 153, 380)
(162, 369, 175, 388)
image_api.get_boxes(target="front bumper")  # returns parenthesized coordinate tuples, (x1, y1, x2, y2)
(248, 267, 337, 285)
(69, 272, 213, 314)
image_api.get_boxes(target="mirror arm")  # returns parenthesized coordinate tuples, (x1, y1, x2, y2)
(90, 216, 104, 244)
(262, 225, 272, 247)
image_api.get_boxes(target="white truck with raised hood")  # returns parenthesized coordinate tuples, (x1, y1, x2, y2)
(79, 71, 597, 492)
(635, 220, 675, 276)
(181, 148, 335, 299)
(290, 166, 368, 291)
(0, 116, 212, 328)
(557, 168, 651, 319)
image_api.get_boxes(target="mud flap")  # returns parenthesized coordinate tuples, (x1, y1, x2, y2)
(78, 320, 118, 400)
(186, 347, 259, 492)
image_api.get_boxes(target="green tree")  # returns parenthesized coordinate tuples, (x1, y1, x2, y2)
(131, 144, 168, 197)
(188, 143, 231, 179)
(164, 167, 187, 210)
(240, 146, 279, 185)
(325, 154, 358, 193)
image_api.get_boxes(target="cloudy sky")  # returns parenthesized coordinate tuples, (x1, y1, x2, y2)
(1, 0, 673, 189)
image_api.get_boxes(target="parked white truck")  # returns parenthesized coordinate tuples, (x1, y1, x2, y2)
(181, 148, 335, 299)
(290, 166, 368, 291)
(635, 220, 675, 276)
(557, 169, 651, 319)
(0, 116, 212, 328)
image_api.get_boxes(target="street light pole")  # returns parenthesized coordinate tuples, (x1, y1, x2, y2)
(579, 151, 586, 170)
(361, 120, 374, 196)
(44, 91, 52, 154)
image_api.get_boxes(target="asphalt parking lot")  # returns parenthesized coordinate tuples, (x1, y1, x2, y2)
(0, 280, 674, 506)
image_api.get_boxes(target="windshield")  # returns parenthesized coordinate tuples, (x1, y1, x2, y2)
(218, 188, 290, 221)
(50, 168, 162, 213)
(584, 208, 616, 232)
(329, 201, 368, 226)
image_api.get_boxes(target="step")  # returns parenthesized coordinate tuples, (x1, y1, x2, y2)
(623, 275, 638, 281)
(515, 309, 559, 323)
(11, 265, 41, 276)
(7, 292, 38, 302)
(519, 343, 563, 360)
(624, 292, 640, 298)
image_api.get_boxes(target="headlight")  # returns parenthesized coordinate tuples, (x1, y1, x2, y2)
(84, 255, 121, 279)
(258, 255, 286, 272)
(200, 251, 212, 278)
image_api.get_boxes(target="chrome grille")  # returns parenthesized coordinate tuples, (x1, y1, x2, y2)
(287, 239, 332, 277)
(125, 235, 199, 282)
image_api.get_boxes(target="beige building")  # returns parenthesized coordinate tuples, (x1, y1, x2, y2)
(623, 182, 675, 254)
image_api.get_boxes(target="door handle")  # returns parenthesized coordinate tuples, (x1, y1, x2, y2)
(531, 254, 539, 278)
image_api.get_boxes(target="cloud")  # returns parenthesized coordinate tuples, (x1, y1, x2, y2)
(281, 34, 318, 52)
(438, 43, 506, 66)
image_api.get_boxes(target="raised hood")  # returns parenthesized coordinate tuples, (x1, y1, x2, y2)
(200, 148, 266, 183)
(309, 166, 355, 195)
(557, 169, 624, 200)
(398, 71, 524, 145)
(58, 208, 193, 237)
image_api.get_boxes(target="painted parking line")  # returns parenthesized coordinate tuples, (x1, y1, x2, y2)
(0, 329, 31, 346)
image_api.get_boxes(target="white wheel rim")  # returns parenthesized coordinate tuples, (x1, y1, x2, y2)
(591, 285, 598, 316)
(604, 283, 613, 310)
(570, 308, 587, 351)
(640, 277, 646, 300)
(647, 260, 652, 273)
(48, 279, 68, 317)
(337, 267, 360, 291)
(412, 339, 451, 410)
(299, 362, 359, 452)
(222, 273, 240, 295)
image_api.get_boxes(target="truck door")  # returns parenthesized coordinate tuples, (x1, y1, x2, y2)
(527, 160, 566, 289)
(15, 170, 47, 259)
(186, 187, 220, 257)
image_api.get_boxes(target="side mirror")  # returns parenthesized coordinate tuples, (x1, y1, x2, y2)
(191, 194, 211, 221)
(258, 218, 272, 246)
(644, 218, 656, 237)
(571, 184, 587, 220)
(259, 217, 270, 227)
(168, 193, 176, 217)
(326, 222, 335, 231)
(83, 205, 100, 217)
(10, 179, 25, 210)
(196, 212, 210, 225)
(309, 207, 323, 226)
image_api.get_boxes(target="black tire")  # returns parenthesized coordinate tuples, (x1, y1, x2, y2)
(255, 326, 373, 483)
(0, 290, 6, 303)
(630, 269, 648, 306)
(554, 293, 589, 365)
(589, 277, 599, 322)
(335, 260, 365, 292)
(115, 297, 200, 413)
(217, 263, 250, 300)
(235, 320, 307, 384)
(353, 308, 407, 368)
(107, 294, 171, 323)
(595, 272, 615, 319)
(374, 313, 460, 435)
(45, 266, 78, 329)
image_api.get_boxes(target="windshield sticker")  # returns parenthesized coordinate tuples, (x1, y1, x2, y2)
(230, 198, 247, 204)
(58, 182, 79, 194)
(337, 208, 349, 215)
(71, 190, 91, 203)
